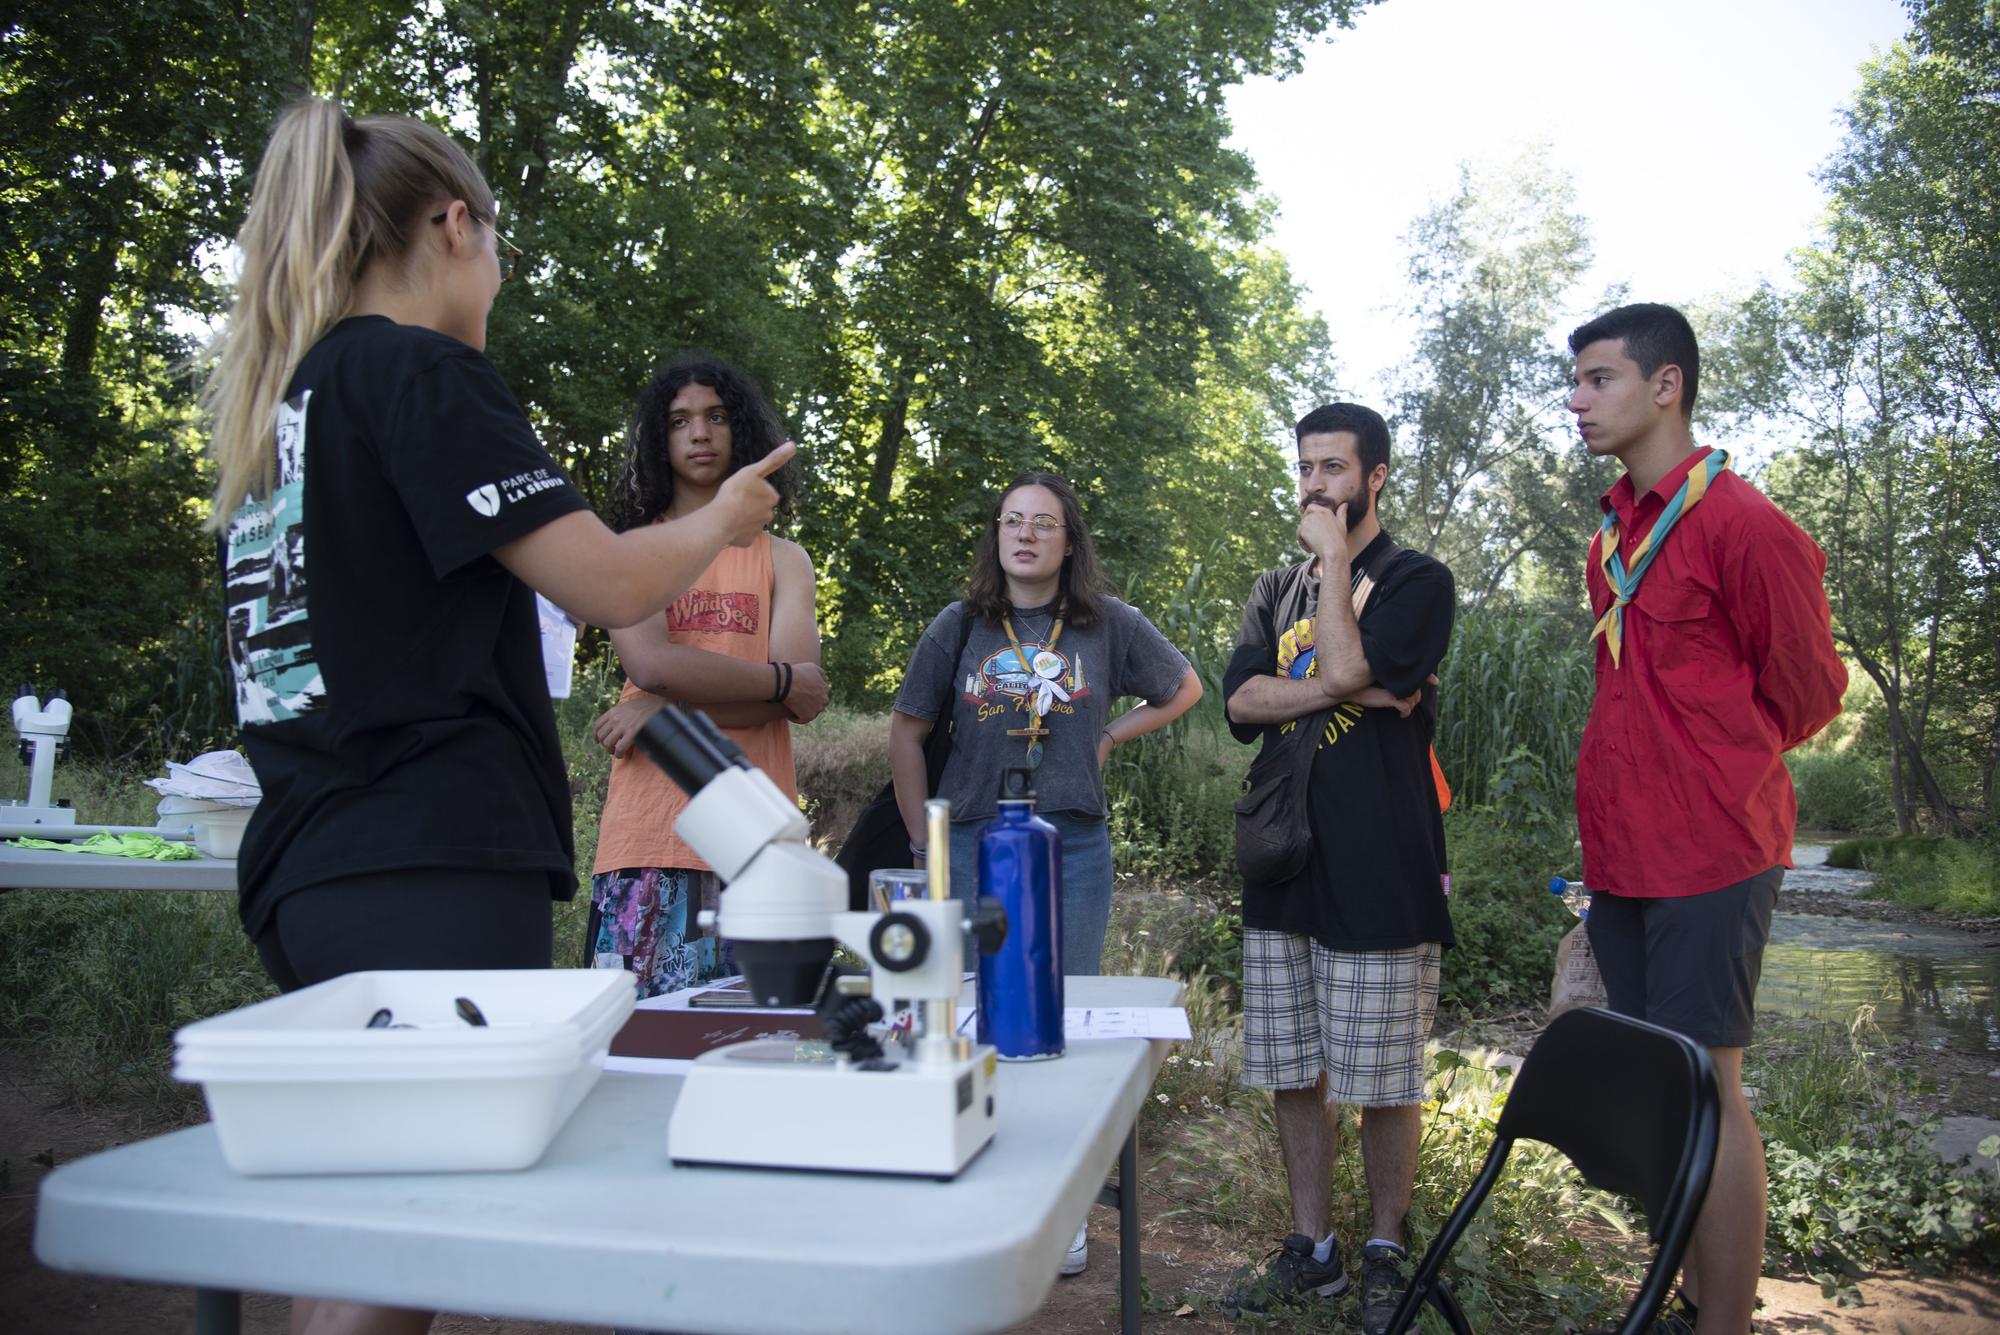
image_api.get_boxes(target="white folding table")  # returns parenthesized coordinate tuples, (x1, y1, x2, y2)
(0, 842, 236, 892)
(36, 974, 1181, 1335)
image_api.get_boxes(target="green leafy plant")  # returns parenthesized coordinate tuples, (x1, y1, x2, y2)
(1786, 747, 1893, 835)
(1752, 1011, 2000, 1300)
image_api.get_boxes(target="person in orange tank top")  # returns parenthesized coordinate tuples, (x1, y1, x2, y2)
(585, 352, 827, 997)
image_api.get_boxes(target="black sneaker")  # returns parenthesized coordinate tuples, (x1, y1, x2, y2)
(1223, 1232, 1349, 1316)
(1357, 1241, 1409, 1335)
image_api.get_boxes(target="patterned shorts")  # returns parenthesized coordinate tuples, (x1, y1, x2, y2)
(587, 867, 730, 1000)
(1240, 930, 1442, 1106)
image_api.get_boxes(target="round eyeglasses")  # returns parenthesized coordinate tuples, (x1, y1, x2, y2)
(998, 512, 1065, 535)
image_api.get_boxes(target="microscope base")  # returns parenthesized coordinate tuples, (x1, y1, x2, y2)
(667, 1037, 997, 1178)
(0, 800, 77, 830)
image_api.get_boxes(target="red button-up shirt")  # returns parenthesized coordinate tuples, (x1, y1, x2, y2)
(1578, 447, 1847, 898)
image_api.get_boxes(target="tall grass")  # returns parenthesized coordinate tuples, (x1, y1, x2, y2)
(1163, 1048, 1639, 1330)
(1787, 746, 1893, 834)
(1435, 608, 1593, 811)
(0, 888, 271, 1118)
(1832, 832, 2000, 915)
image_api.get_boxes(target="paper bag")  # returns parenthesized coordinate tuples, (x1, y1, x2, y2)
(1547, 921, 1608, 1020)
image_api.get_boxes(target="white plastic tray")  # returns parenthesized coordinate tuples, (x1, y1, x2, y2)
(174, 969, 635, 1175)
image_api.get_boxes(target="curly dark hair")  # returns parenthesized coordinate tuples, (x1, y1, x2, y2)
(608, 350, 793, 532)
(964, 471, 1111, 629)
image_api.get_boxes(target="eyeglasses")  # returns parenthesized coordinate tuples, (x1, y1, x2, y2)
(998, 511, 1065, 535)
(430, 209, 524, 280)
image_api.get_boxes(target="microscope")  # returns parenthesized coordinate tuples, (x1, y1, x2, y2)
(633, 706, 1004, 1179)
(6, 688, 76, 829)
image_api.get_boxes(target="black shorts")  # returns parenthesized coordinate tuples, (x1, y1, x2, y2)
(1585, 867, 1782, 1049)
(254, 867, 554, 993)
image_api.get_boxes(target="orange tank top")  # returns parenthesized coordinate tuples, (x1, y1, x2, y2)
(592, 532, 798, 874)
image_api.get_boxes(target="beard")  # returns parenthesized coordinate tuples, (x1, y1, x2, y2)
(1303, 484, 1371, 530)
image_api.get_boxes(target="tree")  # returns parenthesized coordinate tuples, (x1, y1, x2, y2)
(1384, 152, 1612, 613)
(1749, 0, 2000, 832)
(4, 0, 1372, 753)
(0, 1, 295, 753)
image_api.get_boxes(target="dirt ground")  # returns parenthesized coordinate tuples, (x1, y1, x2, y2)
(7, 1023, 1999, 1333)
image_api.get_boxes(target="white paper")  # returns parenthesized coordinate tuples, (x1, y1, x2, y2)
(537, 594, 578, 699)
(147, 750, 262, 803)
(954, 1006, 1191, 1042)
(605, 1055, 693, 1075)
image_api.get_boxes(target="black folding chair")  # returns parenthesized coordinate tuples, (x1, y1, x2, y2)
(1385, 1007, 1720, 1335)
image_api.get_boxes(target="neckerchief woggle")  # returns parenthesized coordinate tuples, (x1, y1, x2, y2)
(1591, 449, 1728, 668)
(1001, 598, 1067, 768)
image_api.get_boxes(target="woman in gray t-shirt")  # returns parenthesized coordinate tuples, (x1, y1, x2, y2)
(888, 471, 1202, 977)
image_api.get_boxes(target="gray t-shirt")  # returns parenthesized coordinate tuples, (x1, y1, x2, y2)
(893, 596, 1191, 823)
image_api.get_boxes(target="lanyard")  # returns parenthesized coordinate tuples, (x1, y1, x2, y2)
(1002, 598, 1068, 769)
(1590, 449, 1728, 668)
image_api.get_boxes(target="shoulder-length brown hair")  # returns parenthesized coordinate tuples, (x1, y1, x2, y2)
(964, 471, 1112, 628)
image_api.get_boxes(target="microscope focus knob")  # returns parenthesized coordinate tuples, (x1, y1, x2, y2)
(968, 895, 1009, 956)
(869, 912, 930, 973)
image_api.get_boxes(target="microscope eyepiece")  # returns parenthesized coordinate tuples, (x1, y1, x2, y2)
(634, 706, 731, 795)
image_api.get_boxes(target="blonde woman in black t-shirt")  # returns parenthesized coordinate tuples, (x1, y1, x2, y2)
(196, 98, 790, 1335)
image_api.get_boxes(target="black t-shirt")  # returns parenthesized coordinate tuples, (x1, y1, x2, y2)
(221, 316, 591, 936)
(1222, 532, 1457, 951)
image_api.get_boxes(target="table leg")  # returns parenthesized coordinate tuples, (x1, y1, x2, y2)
(1095, 1124, 1141, 1335)
(194, 1288, 241, 1335)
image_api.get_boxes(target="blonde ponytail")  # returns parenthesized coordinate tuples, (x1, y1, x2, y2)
(200, 99, 494, 527)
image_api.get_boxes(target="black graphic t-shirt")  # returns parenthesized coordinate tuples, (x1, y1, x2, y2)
(222, 315, 590, 935)
(894, 597, 1191, 824)
(1223, 533, 1457, 951)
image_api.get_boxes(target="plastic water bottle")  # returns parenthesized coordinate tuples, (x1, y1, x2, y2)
(1547, 876, 1591, 919)
(975, 767, 1064, 1061)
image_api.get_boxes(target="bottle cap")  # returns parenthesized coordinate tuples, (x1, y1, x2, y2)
(999, 767, 1036, 802)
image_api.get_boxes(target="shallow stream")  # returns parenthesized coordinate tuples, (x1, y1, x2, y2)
(1757, 843, 2000, 1112)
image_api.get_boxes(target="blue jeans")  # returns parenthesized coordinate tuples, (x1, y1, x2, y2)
(946, 811, 1114, 975)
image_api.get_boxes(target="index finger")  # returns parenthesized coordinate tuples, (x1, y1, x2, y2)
(748, 440, 797, 477)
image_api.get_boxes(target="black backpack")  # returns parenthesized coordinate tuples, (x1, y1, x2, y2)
(832, 608, 975, 910)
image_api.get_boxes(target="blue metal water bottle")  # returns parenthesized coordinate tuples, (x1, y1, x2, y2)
(975, 767, 1064, 1060)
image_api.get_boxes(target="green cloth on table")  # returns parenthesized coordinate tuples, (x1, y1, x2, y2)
(8, 832, 201, 861)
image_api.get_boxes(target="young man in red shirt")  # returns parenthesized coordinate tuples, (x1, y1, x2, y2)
(1567, 304, 1846, 1335)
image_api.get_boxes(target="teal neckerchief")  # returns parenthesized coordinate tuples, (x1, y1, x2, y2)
(1591, 449, 1728, 668)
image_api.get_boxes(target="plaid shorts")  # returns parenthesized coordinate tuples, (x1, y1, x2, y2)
(1240, 930, 1442, 1106)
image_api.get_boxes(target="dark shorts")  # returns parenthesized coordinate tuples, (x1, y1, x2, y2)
(254, 867, 554, 993)
(1585, 866, 1782, 1049)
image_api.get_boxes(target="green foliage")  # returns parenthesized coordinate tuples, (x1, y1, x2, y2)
(1753, 1012, 2000, 1297)
(1168, 1050, 1634, 1331)
(1385, 150, 1617, 609)
(1168, 907, 1247, 1005)
(0, 1, 295, 760)
(1437, 799, 1573, 1009)
(1787, 747, 1895, 835)
(0, 887, 272, 1118)
(1745, 0, 2000, 833)
(1824, 833, 1937, 870)
(1836, 831, 2000, 916)
(1434, 606, 1594, 812)
(1120, 947, 1242, 1133)
(6, 0, 1368, 752)
(1106, 724, 1247, 883)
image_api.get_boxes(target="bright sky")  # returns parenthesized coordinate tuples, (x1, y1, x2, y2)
(1226, 0, 1913, 401)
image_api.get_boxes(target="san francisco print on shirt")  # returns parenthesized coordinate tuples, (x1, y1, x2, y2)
(224, 390, 322, 725)
(961, 639, 1093, 729)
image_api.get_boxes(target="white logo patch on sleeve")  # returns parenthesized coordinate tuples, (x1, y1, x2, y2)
(466, 483, 502, 517)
